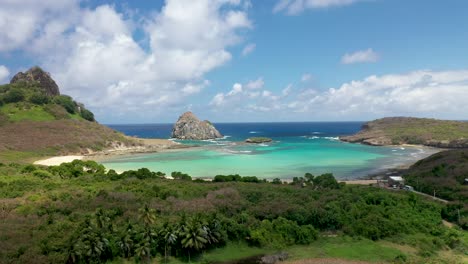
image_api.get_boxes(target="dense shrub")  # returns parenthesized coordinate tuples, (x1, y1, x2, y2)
(3, 88, 25, 103)
(53, 95, 76, 114)
(29, 93, 50, 105)
(171, 171, 192, 181)
(80, 108, 95, 122)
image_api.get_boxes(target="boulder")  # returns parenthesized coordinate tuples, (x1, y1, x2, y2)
(171, 112, 222, 140)
(10, 66, 60, 96)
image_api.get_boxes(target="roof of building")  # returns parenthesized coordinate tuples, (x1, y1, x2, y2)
(389, 176, 404, 181)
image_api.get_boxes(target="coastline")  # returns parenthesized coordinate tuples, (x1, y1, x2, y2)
(33, 138, 443, 183)
(33, 137, 197, 166)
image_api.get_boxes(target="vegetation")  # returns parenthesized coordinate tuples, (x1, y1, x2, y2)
(403, 149, 468, 229)
(245, 137, 273, 143)
(0, 82, 95, 123)
(0, 162, 466, 263)
(341, 117, 468, 147)
(0, 80, 137, 162)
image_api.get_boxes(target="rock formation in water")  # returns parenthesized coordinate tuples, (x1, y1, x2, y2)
(171, 112, 222, 140)
(10, 66, 60, 96)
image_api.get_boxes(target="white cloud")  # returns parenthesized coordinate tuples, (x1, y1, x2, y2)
(0, 0, 80, 52)
(245, 77, 264, 89)
(301, 73, 312, 82)
(0, 0, 252, 122)
(274, 0, 363, 15)
(210, 70, 468, 120)
(242, 43, 256, 56)
(341, 48, 379, 64)
(0, 65, 10, 82)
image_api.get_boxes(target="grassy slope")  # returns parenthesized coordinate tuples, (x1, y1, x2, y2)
(403, 149, 468, 228)
(376, 118, 468, 142)
(0, 102, 135, 163)
(342, 117, 468, 146)
(0, 104, 56, 122)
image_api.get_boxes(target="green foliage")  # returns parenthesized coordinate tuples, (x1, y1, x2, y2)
(80, 108, 95, 122)
(3, 88, 25, 103)
(29, 93, 50, 105)
(0, 163, 465, 263)
(33, 169, 53, 179)
(213, 174, 262, 183)
(171, 171, 192, 181)
(249, 217, 317, 248)
(53, 95, 76, 114)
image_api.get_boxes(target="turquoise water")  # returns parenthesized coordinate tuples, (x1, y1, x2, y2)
(101, 135, 436, 179)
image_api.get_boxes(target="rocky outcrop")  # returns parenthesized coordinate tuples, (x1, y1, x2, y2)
(340, 117, 468, 148)
(10, 66, 60, 96)
(171, 112, 222, 140)
(245, 137, 273, 143)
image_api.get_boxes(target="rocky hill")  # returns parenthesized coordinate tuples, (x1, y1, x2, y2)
(171, 112, 222, 140)
(0, 66, 139, 162)
(340, 117, 468, 148)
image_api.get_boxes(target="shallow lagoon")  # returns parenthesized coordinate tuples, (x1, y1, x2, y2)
(102, 122, 438, 179)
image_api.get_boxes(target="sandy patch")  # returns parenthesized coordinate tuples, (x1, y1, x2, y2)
(34, 155, 83, 166)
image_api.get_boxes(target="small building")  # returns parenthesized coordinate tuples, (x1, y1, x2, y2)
(388, 176, 405, 188)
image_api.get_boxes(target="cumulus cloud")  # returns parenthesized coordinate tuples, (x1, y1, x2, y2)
(245, 77, 264, 89)
(274, 0, 363, 15)
(341, 48, 379, 64)
(0, 65, 10, 82)
(0, 0, 252, 122)
(210, 70, 468, 120)
(242, 43, 256, 56)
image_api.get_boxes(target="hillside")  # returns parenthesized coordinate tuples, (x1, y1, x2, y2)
(0, 162, 466, 263)
(340, 117, 468, 148)
(403, 149, 468, 228)
(0, 67, 136, 162)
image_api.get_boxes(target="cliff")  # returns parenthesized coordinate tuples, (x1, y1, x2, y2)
(340, 117, 468, 148)
(171, 112, 222, 140)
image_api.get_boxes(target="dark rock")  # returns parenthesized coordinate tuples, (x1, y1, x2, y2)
(10, 66, 60, 96)
(171, 112, 222, 140)
(245, 137, 273, 143)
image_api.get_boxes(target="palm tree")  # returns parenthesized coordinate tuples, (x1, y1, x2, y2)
(139, 204, 156, 227)
(161, 225, 178, 264)
(180, 219, 208, 262)
(135, 239, 151, 263)
(118, 234, 134, 258)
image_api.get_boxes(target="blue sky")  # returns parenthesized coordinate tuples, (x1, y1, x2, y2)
(0, 0, 468, 123)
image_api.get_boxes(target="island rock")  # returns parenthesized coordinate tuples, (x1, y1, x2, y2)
(245, 137, 273, 143)
(171, 112, 222, 140)
(10, 66, 60, 96)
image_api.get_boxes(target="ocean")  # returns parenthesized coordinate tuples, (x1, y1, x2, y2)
(102, 122, 437, 179)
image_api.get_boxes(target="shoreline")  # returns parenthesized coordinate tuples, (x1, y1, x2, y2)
(33, 138, 443, 182)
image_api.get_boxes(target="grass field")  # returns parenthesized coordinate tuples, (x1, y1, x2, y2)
(0, 104, 55, 122)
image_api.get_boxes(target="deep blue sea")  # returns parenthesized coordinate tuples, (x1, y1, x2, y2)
(107, 122, 363, 141)
(103, 122, 438, 179)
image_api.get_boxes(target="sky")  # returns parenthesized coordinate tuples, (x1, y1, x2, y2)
(0, 0, 468, 124)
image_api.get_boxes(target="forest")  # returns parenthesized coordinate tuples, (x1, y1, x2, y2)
(0, 160, 467, 263)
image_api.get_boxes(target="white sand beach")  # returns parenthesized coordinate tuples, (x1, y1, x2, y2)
(34, 155, 84, 166)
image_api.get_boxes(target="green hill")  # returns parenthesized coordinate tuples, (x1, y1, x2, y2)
(0, 66, 135, 162)
(340, 117, 468, 148)
(403, 149, 468, 228)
